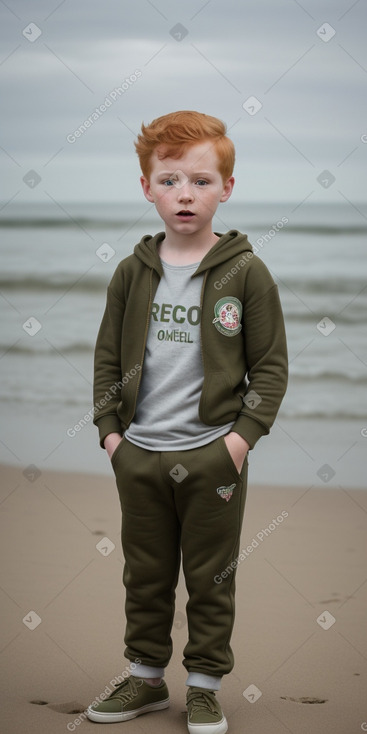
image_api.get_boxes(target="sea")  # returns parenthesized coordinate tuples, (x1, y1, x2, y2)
(1, 200, 366, 488)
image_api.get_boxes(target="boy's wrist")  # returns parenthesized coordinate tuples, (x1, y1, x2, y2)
(224, 431, 250, 474)
(104, 432, 123, 459)
(231, 414, 266, 450)
(225, 431, 250, 455)
(95, 414, 125, 449)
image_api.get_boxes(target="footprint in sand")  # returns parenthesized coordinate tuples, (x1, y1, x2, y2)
(30, 700, 48, 705)
(30, 700, 86, 714)
(280, 696, 327, 704)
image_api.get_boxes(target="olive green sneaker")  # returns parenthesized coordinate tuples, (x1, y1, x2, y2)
(86, 676, 169, 723)
(186, 686, 228, 734)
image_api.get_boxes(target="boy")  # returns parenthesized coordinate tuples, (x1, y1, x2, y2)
(88, 110, 288, 733)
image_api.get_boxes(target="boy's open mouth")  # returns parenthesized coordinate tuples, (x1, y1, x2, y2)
(176, 210, 195, 218)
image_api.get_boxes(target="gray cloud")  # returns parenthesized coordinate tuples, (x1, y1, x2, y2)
(1, 0, 366, 204)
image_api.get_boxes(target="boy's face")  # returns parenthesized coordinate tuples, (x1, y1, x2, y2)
(140, 141, 234, 238)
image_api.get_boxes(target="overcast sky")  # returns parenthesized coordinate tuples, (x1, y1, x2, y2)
(1, 0, 366, 205)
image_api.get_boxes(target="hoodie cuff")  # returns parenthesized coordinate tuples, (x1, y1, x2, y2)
(231, 414, 268, 450)
(94, 415, 123, 448)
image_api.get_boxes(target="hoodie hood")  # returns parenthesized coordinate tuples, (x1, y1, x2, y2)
(134, 230, 253, 275)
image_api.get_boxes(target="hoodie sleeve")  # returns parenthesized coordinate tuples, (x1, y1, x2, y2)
(232, 264, 288, 449)
(93, 277, 125, 448)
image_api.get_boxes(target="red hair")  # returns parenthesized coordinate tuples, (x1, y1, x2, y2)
(135, 110, 235, 182)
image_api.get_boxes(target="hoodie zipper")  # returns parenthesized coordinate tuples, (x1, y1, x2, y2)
(126, 267, 153, 425)
(198, 270, 208, 420)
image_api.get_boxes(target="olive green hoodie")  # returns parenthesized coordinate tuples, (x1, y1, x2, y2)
(93, 230, 288, 450)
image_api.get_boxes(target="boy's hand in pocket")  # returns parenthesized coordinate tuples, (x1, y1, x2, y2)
(223, 432, 250, 474)
(104, 433, 123, 460)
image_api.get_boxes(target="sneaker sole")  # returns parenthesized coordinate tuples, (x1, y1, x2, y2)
(86, 698, 170, 723)
(187, 715, 228, 734)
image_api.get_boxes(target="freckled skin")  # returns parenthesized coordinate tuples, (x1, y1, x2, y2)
(140, 141, 234, 264)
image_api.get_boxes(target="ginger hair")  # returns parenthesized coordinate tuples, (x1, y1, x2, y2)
(134, 110, 235, 182)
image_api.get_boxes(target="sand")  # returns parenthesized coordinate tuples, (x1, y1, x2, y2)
(0, 462, 366, 734)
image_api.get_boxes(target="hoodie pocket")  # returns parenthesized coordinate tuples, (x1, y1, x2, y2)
(110, 436, 125, 467)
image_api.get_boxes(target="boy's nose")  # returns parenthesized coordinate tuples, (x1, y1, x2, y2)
(177, 184, 194, 202)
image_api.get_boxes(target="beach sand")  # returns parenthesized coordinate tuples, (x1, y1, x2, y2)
(0, 462, 366, 734)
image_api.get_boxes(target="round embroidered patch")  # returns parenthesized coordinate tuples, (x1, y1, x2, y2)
(212, 297, 242, 337)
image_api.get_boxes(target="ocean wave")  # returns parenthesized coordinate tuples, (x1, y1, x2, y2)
(1, 273, 366, 299)
(0, 392, 364, 421)
(0, 274, 109, 293)
(1, 216, 366, 235)
(277, 277, 367, 296)
(275, 224, 367, 235)
(288, 370, 367, 383)
(0, 341, 94, 355)
(284, 312, 366, 327)
(0, 394, 91, 408)
(3, 346, 365, 384)
(284, 311, 366, 325)
(0, 216, 159, 230)
(278, 407, 367, 420)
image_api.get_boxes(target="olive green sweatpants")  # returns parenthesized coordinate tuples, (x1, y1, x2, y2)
(111, 434, 248, 679)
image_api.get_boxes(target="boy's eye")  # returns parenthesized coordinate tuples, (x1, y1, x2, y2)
(161, 177, 208, 186)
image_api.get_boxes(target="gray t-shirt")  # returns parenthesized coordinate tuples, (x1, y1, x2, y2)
(124, 260, 234, 450)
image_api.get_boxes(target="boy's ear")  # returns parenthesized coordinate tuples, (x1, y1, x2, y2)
(220, 176, 235, 203)
(140, 176, 154, 203)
